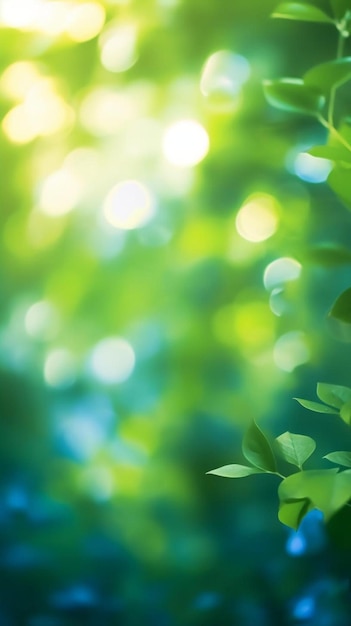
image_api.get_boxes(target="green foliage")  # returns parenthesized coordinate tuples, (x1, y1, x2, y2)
(304, 58, 351, 93)
(275, 432, 316, 469)
(210, 0, 351, 530)
(242, 421, 277, 472)
(262, 78, 325, 115)
(329, 287, 351, 323)
(272, 2, 334, 23)
(324, 451, 351, 467)
(207, 464, 264, 477)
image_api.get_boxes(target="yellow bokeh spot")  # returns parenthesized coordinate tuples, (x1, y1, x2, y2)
(65, 2, 105, 42)
(0, 61, 40, 100)
(2, 104, 38, 144)
(2, 79, 73, 144)
(39, 169, 82, 217)
(103, 180, 155, 230)
(80, 87, 137, 135)
(162, 119, 210, 167)
(214, 300, 275, 352)
(236, 194, 280, 242)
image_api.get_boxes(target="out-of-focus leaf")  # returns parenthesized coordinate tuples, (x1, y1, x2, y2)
(272, 2, 334, 23)
(294, 398, 338, 413)
(304, 58, 351, 93)
(279, 469, 351, 520)
(275, 431, 316, 468)
(263, 78, 325, 115)
(278, 497, 312, 529)
(242, 421, 277, 472)
(317, 382, 351, 407)
(328, 167, 351, 209)
(330, 0, 351, 20)
(324, 451, 351, 467)
(329, 288, 351, 323)
(305, 244, 351, 266)
(340, 400, 351, 424)
(206, 464, 264, 478)
(307, 145, 351, 163)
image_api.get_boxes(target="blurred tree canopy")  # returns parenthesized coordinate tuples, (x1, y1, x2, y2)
(2, 0, 351, 624)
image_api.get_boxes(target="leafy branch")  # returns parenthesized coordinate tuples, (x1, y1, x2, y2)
(208, 0, 351, 530)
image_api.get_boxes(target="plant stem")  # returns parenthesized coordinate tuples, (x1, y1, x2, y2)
(317, 114, 351, 152)
(328, 28, 347, 126)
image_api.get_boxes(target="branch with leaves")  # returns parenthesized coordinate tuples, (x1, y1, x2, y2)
(208, 0, 351, 530)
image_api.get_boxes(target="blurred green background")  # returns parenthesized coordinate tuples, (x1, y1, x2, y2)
(1, 0, 351, 624)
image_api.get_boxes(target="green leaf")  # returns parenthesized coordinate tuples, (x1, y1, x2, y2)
(324, 451, 351, 467)
(330, 0, 351, 20)
(328, 167, 351, 210)
(263, 78, 325, 115)
(206, 464, 264, 478)
(307, 145, 351, 163)
(242, 421, 277, 472)
(272, 2, 334, 23)
(275, 431, 316, 468)
(304, 58, 351, 94)
(294, 397, 338, 413)
(329, 287, 351, 323)
(306, 244, 351, 266)
(340, 400, 351, 424)
(279, 469, 351, 520)
(317, 382, 351, 407)
(278, 497, 313, 529)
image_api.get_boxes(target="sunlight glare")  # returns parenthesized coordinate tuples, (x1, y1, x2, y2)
(99, 23, 138, 72)
(103, 180, 155, 230)
(263, 257, 302, 290)
(162, 119, 209, 167)
(39, 169, 82, 217)
(90, 337, 135, 384)
(236, 194, 279, 242)
(65, 2, 105, 42)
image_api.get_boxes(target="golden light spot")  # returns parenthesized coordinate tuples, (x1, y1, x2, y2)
(39, 169, 82, 217)
(103, 180, 155, 230)
(2, 104, 38, 144)
(236, 194, 280, 242)
(79, 87, 137, 135)
(65, 2, 105, 42)
(0, 61, 40, 100)
(162, 119, 210, 167)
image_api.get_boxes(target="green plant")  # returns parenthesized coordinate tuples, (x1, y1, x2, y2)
(208, 0, 351, 531)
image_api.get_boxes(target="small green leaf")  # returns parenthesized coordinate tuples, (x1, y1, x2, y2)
(278, 497, 313, 529)
(307, 145, 351, 163)
(279, 469, 351, 520)
(294, 397, 338, 413)
(206, 464, 264, 478)
(328, 167, 351, 210)
(305, 244, 351, 266)
(242, 421, 277, 472)
(263, 78, 325, 115)
(324, 451, 351, 467)
(272, 2, 334, 23)
(304, 58, 351, 93)
(275, 431, 316, 468)
(329, 287, 351, 323)
(317, 382, 351, 407)
(340, 400, 351, 424)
